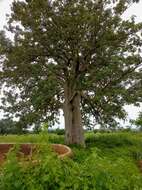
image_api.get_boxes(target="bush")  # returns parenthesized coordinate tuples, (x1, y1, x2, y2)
(0, 144, 142, 190)
(48, 128, 65, 135)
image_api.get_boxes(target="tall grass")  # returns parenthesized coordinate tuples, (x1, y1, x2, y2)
(0, 133, 64, 144)
(0, 132, 142, 189)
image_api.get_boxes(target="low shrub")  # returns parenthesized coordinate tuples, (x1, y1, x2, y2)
(0, 144, 142, 190)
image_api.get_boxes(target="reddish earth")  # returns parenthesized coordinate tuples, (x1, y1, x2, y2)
(137, 160, 142, 173)
(0, 143, 72, 164)
(52, 144, 72, 158)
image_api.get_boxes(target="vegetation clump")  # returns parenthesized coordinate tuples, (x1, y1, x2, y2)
(0, 132, 142, 190)
(0, 0, 142, 145)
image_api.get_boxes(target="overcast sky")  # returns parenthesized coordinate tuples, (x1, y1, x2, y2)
(0, 0, 142, 127)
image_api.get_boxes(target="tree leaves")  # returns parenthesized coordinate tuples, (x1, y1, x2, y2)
(0, 0, 142, 128)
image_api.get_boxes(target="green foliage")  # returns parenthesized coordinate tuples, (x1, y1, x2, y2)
(41, 122, 49, 132)
(0, 0, 142, 130)
(0, 142, 142, 190)
(0, 133, 64, 144)
(131, 112, 142, 131)
(0, 145, 25, 190)
(0, 132, 142, 189)
(0, 118, 24, 135)
(86, 133, 135, 148)
(37, 122, 49, 143)
(49, 128, 65, 135)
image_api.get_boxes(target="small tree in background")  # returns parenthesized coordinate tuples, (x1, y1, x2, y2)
(0, 118, 24, 134)
(0, 0, 142, 145)
(131, 112, 142, 131)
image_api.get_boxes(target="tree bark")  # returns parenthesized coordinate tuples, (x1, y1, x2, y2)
(63, 83, 85, 146)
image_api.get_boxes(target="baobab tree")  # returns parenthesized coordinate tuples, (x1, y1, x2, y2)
(0, 0, 142, 145)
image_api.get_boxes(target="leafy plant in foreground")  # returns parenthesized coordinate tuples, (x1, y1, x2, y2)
(0, 143, 142, 190)
(0, 0, 142, 145)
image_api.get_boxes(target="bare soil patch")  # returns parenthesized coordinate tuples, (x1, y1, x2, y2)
(0, 143, 72, 164)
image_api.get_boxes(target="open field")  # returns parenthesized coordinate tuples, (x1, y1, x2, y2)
(0, 132, 142, 189)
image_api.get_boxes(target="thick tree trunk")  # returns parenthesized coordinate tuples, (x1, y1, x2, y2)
(63, 84, 85, 146)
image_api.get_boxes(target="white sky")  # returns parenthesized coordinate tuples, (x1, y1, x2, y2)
(0, 0, 142, 128)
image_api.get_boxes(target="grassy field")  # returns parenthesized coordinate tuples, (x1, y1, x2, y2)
(0, 132, 142, 189)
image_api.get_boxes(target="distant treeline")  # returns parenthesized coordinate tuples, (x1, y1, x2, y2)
(0, 118, 141, 135)
(0, 119, 27, 135)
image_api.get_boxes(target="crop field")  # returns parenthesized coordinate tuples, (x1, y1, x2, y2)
(0, 132, 142, 190)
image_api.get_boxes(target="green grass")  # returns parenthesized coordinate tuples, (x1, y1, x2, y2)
(0, 132, 142, 189)
(0, 132, 142, 161)
(0, 133, 64, 144)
